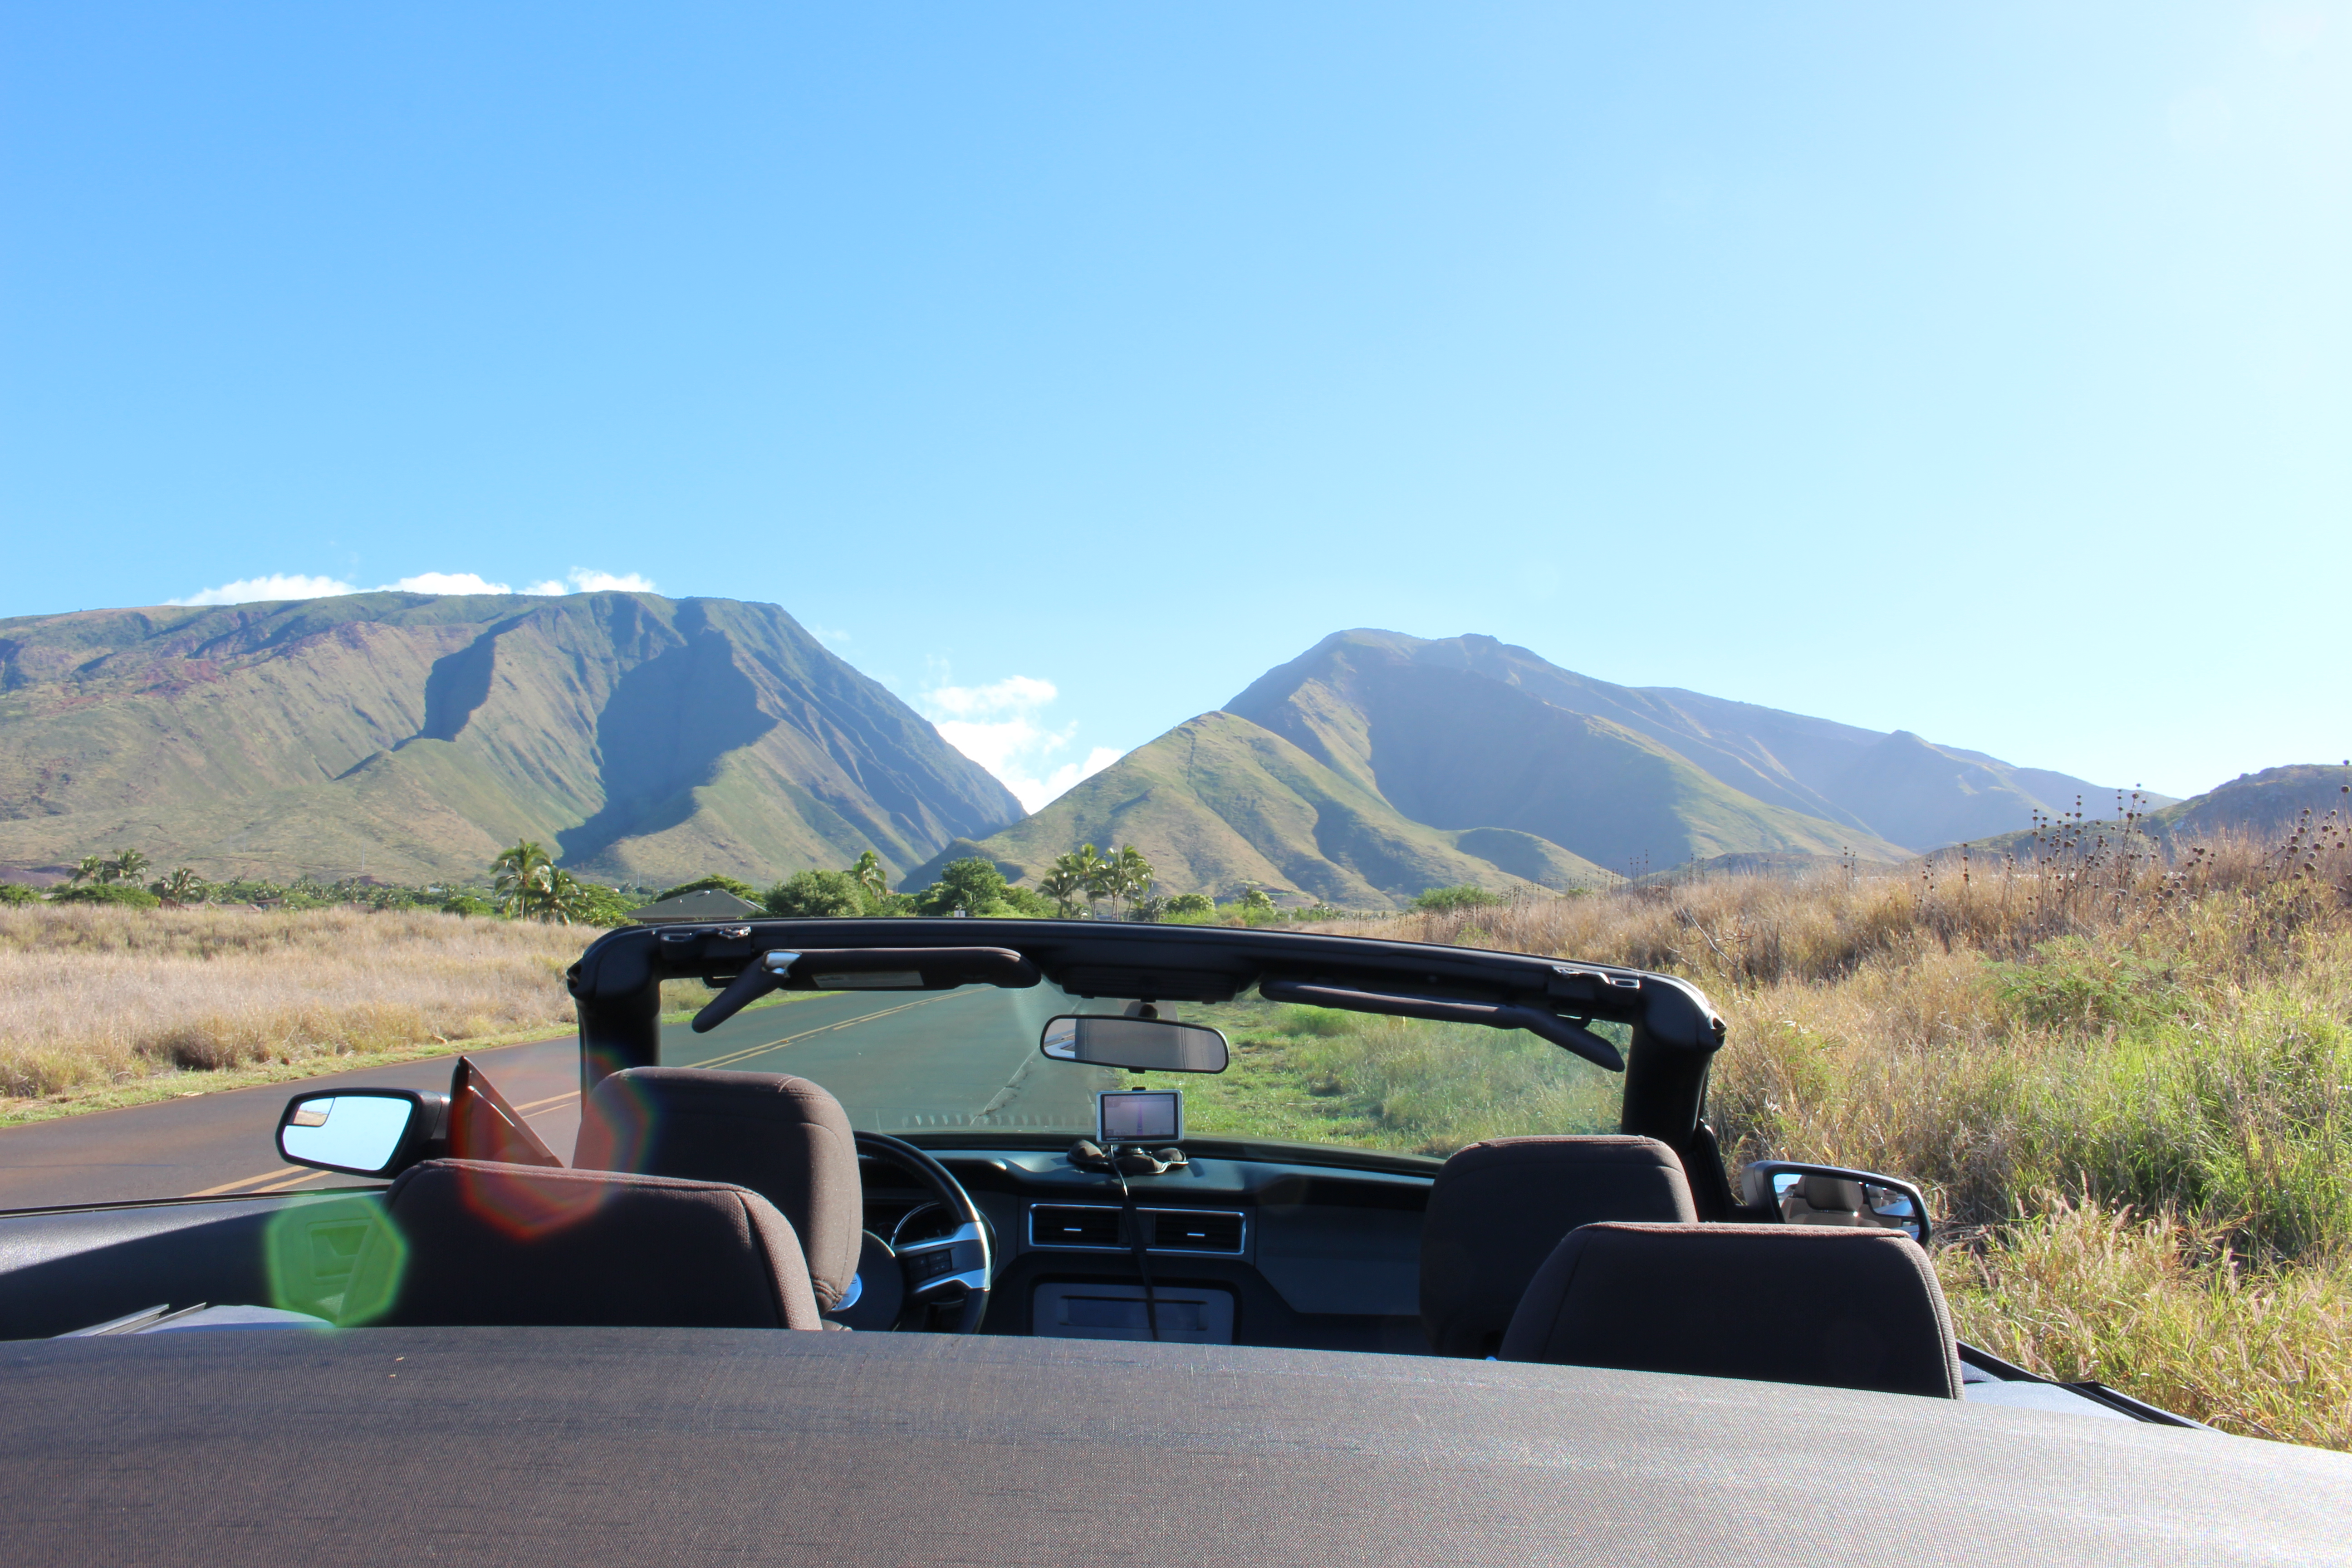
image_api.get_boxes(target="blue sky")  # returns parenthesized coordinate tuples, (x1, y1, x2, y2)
(4, 4, 2344, 805)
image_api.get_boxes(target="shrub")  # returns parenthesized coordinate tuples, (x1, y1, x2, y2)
(50, 884, 161, 909)
(438, 893, 495, 918)
(564, 883, 640, 926)
(998, 884, 1054, 919)
(1166, 893, 1215, 916)
(0, 882, 38, 906)
(915, 858, 1010, 917)
(765, 869, 868, 919)
(1411, 884, 1504, 913)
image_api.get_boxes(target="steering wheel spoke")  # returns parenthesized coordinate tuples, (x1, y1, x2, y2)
(895, 1222, 990, 1299)
(850, 1131, 994, 1334)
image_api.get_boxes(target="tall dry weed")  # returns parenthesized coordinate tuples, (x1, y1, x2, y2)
(1942, 1197, 2352, 1449)
(0, 905, 586, 1099)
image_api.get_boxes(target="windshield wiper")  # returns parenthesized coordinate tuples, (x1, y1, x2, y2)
(1256, 978, 1625, 1071)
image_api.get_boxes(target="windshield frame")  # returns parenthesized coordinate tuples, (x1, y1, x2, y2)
(572, 916, 1734, 1212)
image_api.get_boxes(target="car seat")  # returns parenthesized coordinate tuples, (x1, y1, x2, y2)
(1499, 1221, 1963, 1398)
(573, 1068, 863, 1313)
(1419, 1135, 1697, 1357)
(350, 1159, 824, 1330)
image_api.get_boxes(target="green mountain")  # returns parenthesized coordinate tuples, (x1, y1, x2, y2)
(917, 629, 2151, 908)
(906, 710, 1620, 907)
(1231, 631, 2148, 856)
(2143, 764, 2349, 842)
(0, 592, 1021, 887)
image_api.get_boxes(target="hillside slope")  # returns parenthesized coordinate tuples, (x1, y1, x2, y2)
(2143, 764, 2350, 842)
(1950, 764, 2351, 859)
(1226, 632, 1911, 868)
(900, 711, 1619, 905)
(0, 592, 1021, 886)
(1231, 631, 2139, 855)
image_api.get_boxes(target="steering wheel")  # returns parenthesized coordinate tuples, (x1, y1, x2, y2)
(844, 1131, 993, 1334)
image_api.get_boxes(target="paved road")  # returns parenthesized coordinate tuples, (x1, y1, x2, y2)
(0, 985, 1105, 1210)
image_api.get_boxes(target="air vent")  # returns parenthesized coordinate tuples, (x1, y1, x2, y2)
(1029, 1204, 1123, 1250)
(1143, 1209, 1246, 1255)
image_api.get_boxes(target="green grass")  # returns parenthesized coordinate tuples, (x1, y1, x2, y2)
(1176, 998, 1622, 1156)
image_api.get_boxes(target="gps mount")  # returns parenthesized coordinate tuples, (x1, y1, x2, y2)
(1066, 1139, 1188, 1176)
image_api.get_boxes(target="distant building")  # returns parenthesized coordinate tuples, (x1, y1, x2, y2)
(624, 888, 764, 924)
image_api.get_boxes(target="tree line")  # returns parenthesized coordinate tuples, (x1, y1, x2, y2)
(2, 838, 1362, 927)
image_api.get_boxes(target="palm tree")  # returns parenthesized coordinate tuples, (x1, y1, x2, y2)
(1073, 844, 1112, 918)
(1113, 844, 1154, 916)
(109, 849, 150, 885)
(850, 850, 888, 906)
(69, 855, 108, 887)
(492, 841, 555, 919)
(541, 866, 592, 925)
(155, 868, 207, 906)
(1038, 863, 1086, 918)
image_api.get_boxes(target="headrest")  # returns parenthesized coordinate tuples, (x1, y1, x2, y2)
(352, 1159, 823, 1331)
(1500, 1222, 1963, 1399)
(1420, 1135, 1696, 1357)
(574, 1068, 862, 1311)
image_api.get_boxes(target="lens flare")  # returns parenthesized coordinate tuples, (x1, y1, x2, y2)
(446, 1159, 628, 1241)
(571, 1069, 660, 1176)
(265, 1194, 406, 1324)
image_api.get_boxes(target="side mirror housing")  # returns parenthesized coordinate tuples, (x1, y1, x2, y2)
(276, 1089, 448, 1178)
(1741, 1160, 1931, 1247)
(1041, 1014, 1230, 1073)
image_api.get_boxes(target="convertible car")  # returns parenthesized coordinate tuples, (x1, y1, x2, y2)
(4, 918, 2347, 1564)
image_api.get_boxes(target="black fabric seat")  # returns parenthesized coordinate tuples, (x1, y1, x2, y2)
(1419, 1136, 1697, 1357)
(1499, 1221, 1964, 1398)
(350, 1159, 824, 1330)
(574, 1068, 863, 1312)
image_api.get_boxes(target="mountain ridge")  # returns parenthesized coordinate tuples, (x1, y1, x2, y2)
(916, 629, 2154, 907)
(0, 592, 1021, 886)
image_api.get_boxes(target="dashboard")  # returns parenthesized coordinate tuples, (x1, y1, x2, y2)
(867, 1142, 1436, 1354)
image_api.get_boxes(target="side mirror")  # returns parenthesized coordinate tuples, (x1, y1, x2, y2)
(276, 1090, 447, 1179)
(1741, 1160, 1931, 1247)
(1041, 1014, 1230, 1073)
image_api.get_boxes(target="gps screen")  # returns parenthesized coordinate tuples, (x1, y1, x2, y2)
(1097, 1089, 1182, 1144)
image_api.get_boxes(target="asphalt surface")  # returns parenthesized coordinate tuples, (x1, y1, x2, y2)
(0, 985, 1107, 1210)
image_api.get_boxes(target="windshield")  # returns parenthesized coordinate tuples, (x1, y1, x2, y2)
(661, 979, 1624, 1160)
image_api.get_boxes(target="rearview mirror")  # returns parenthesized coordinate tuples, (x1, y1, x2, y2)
(276, 1090, 446, 1178)
(1041, 1014, 1229, 1073)
(1741, 1160, 1930, 1246)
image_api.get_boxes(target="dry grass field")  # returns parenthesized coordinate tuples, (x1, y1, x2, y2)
(1312, 818, 2352, 1447)
(0, 906, 589, 1112)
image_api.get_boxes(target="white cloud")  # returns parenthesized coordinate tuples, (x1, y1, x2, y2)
(387, 572, 514, 595)
(167, 573, 359, 606)
(1036, 747, 1124, 803)
(551, 568, 657, 594)
(923, 675, 1060, 720)
(916, 675, 1123, 813)
(169, 566, 658, 605)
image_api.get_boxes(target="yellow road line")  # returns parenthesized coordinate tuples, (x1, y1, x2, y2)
(513, 1091, 573, 1115)
(186, 1166, 304, 1197)
(243, 1167, 335, 1194)
(686, 991, 966, 1071)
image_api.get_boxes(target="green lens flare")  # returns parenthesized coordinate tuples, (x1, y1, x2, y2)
(265, 1195, 406, 1325)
